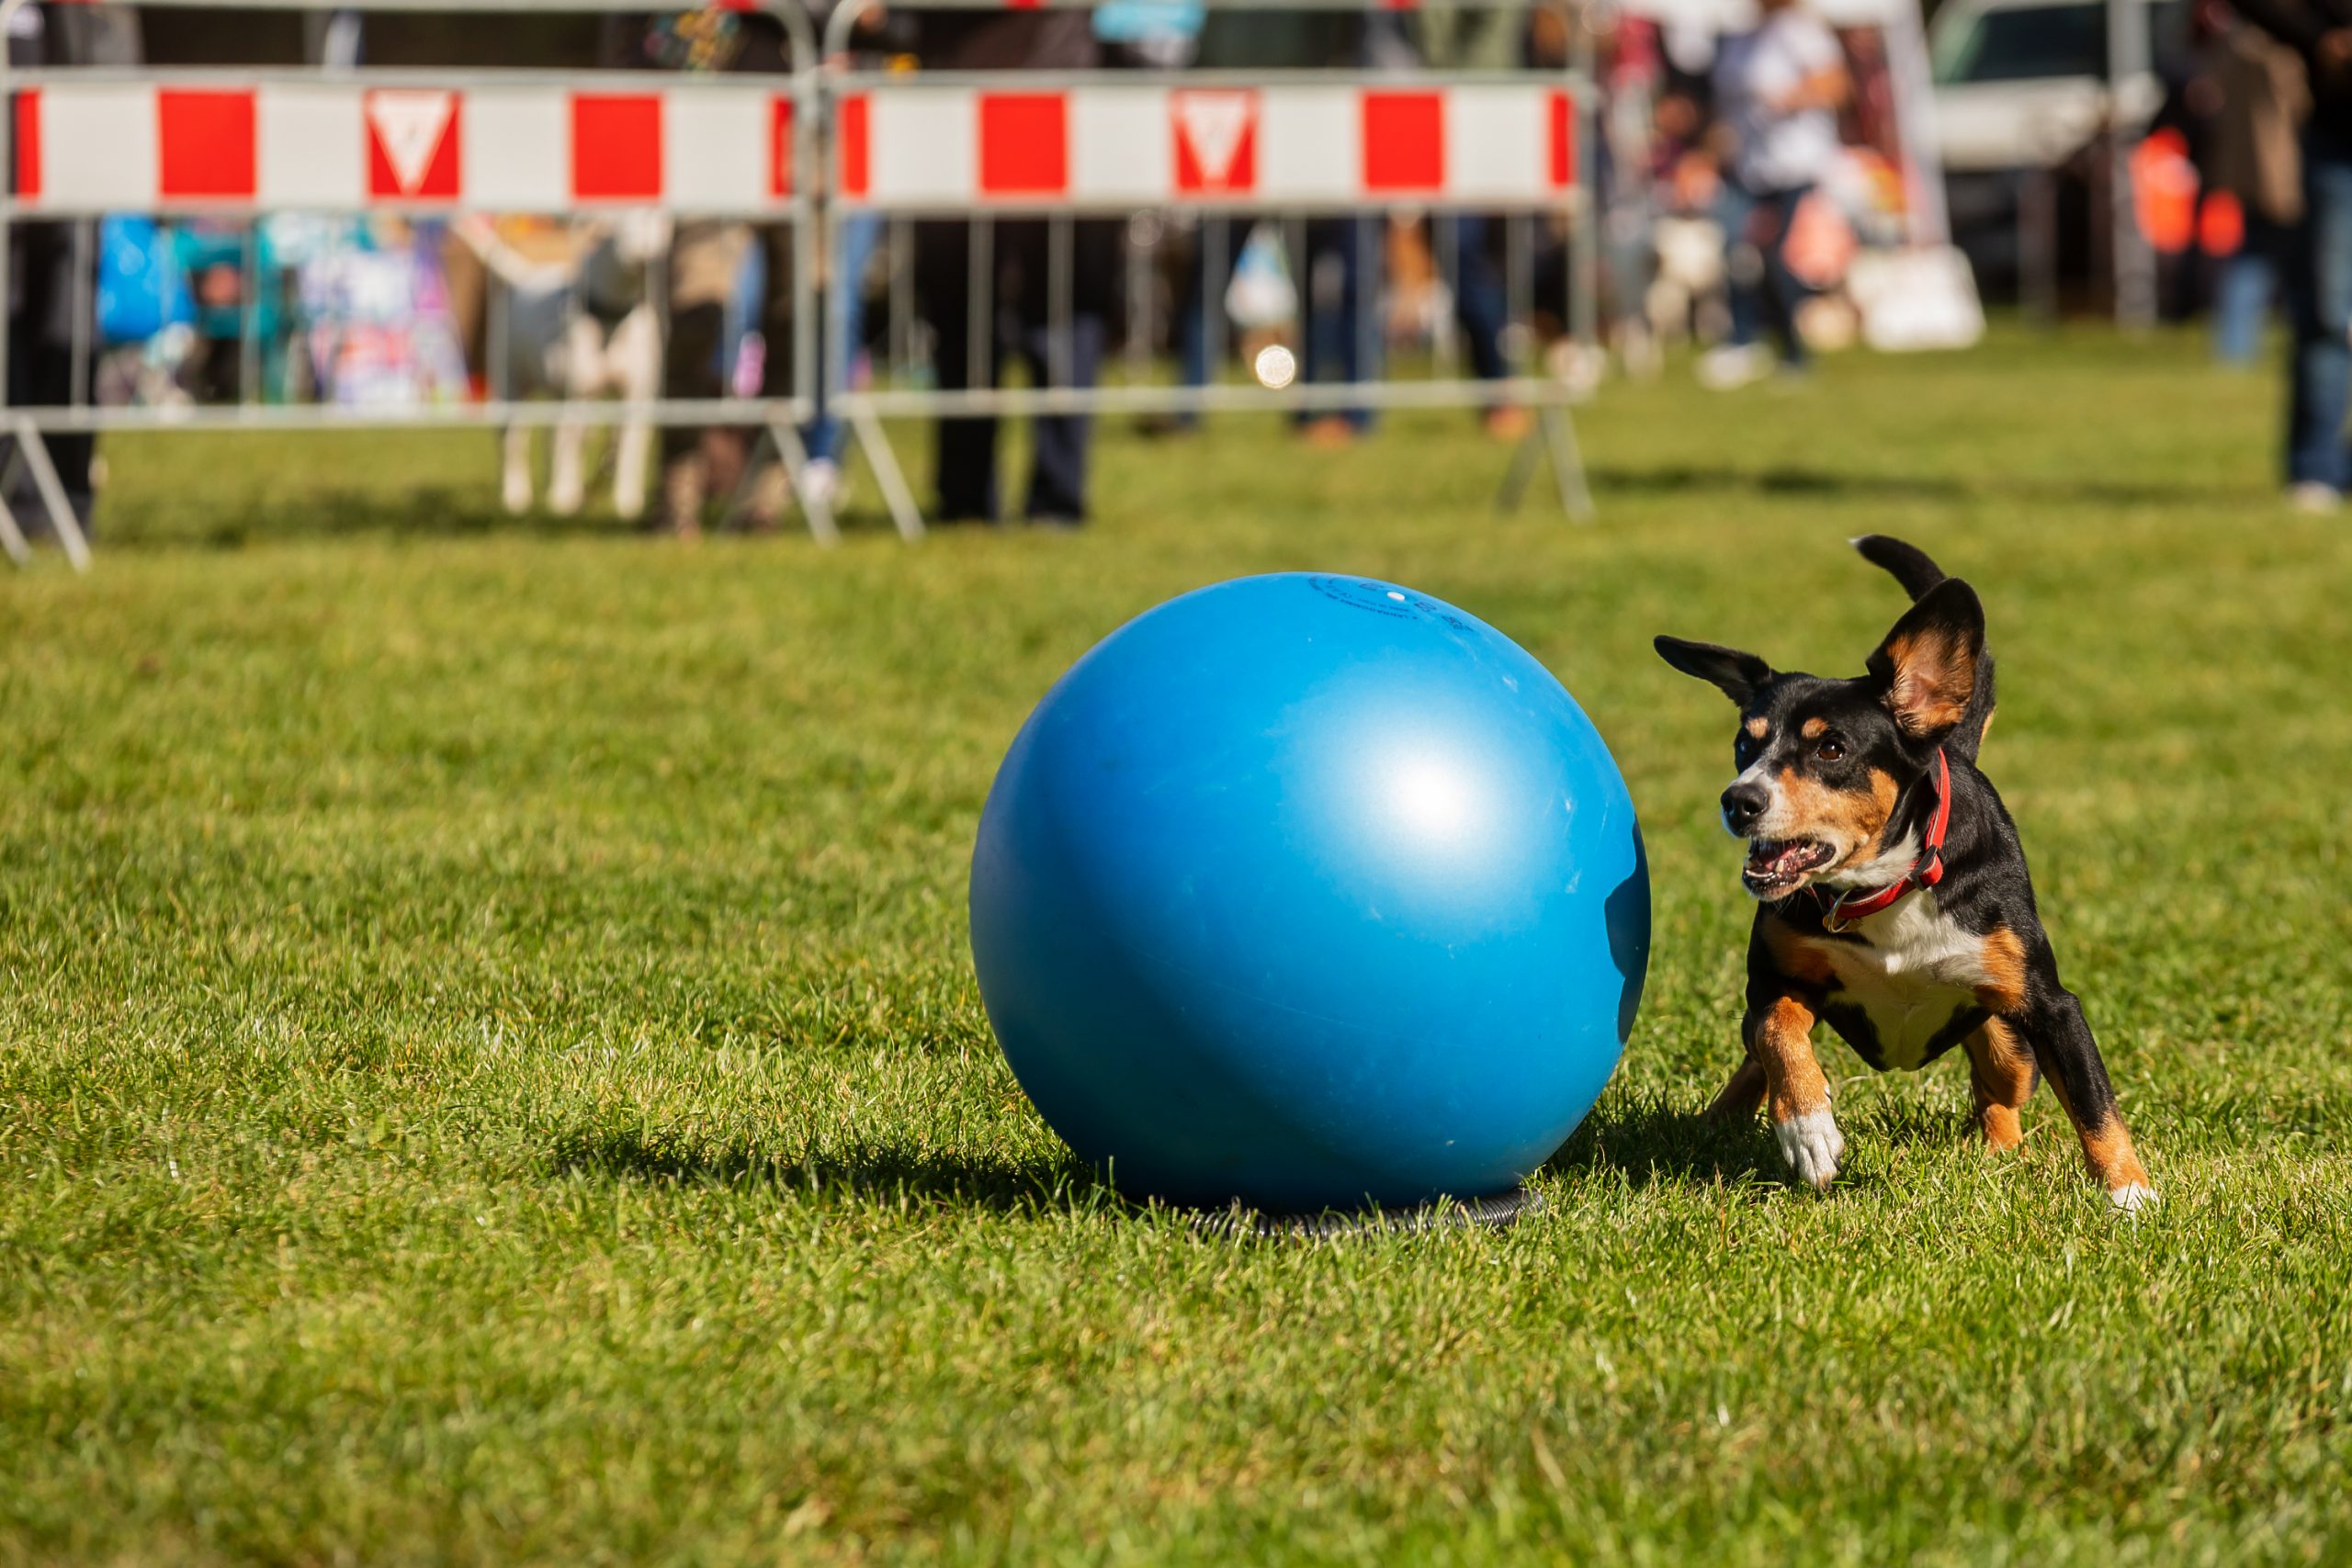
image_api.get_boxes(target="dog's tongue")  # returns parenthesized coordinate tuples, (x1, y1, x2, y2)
(1747, 840, 1827, 881)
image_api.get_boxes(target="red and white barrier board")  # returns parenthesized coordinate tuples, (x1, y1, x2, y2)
(836, 83, 1577, 210)
(11, 83, 800, 212)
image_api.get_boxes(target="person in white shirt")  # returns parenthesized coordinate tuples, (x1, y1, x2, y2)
(1699, 0, 1849, 389)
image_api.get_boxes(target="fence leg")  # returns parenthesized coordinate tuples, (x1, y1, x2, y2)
(1544, 404, 1597, 524)
(0, 443, 31, 567)
(1496, 425, 1542, 515)
(851, 407, 925, 543)
(13, 421, 92, 570)
(770, 420, 841, 548)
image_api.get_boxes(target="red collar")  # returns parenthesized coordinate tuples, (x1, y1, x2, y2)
(1815, 749, 1951, 932)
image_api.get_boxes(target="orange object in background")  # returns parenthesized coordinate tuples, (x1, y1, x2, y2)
(2132, 128, 2200, 254)
(1786, 190, 1858, 290)
(2199, 188, 2246, 257)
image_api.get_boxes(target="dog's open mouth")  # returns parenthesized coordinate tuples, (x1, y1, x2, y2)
(1743, 837, 1836, 896)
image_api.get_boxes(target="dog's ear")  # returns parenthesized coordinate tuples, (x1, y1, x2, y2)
(1654, 637, 1773, 705)
(1867, 578, 1984, 740)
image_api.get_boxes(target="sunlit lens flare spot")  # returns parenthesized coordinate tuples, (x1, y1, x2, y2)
(1253, 344, 1297, 390)
(1379, 753, 1487, 849)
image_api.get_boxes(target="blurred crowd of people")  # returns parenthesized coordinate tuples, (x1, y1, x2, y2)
(6, 0, 1939, 543)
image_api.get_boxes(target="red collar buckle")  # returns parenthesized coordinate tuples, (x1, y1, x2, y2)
(1818, 749, 1951, 933)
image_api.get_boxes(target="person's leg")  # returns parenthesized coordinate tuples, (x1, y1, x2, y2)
(21, 227, 97, 532)
(1169, 215, 1226, 432)
(1756, 186, 1813, 369)
(1023, 311, 1103, 523)
(1299, 218, 1343, 395)
(1451, 213, 1511, 383)
(807, 211, 880, 466)
(2212, 243, 2270, 367)
(1295, 218, 1351, 442)
(916, 220, 1000, 522)
(2285, 139, 2352, 492)
(1451, 212, 1528, 434)
(658, 301, 726, 534)
(2216, 210, 2290, 367)
(1698, 184, 1774, 389)
(1716, 183, 1761, 350)
(1338, 213, 1381, 432)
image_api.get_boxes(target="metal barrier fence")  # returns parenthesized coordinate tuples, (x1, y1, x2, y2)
(0, 0, 828, 568)
(819, 0, 1599, 536)
(2, 0, 1599, 568)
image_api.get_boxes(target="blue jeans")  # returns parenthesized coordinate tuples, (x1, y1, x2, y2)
(1719, 182, 1813, 367)
(1299, 216, 1381, 429)
(807, 211, 880, 465)
(1450, 214, 1510, 384)
(1174, 216, 1229, 406)
(2213, 211, 2290, 367)
(2289, 134, 2352, 488)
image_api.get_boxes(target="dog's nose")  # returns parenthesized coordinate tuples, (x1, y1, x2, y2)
(1721, 780, 1770, 832)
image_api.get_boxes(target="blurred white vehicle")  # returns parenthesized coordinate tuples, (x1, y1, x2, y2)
(1930, 0, 2188, 173)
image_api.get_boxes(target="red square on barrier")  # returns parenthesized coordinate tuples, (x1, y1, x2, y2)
(1362, 90, 1442, 194)
(837, 94, 870, 197)
(1354, 89, 1439, 194)
(14, 91, 38, 202)
(1549, 90, 1576, 187)
(158, 89, 257, 199)
(978, 93, 1068, 197)
(572, 93, 663, 201)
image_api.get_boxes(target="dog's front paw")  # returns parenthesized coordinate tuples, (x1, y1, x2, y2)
(1775, 1109, 1845, 1190)
(2109, 1181, 2159, 1217)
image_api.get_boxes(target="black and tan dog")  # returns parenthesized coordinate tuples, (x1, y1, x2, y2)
(1655, 536, 2155, 1212)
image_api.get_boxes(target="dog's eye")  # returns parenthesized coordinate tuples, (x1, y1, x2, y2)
(1816, 738, 1847, 762)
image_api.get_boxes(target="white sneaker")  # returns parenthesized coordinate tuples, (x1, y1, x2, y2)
(2286, 480, 2341, 514)
(799, 457, 842, 512)
(1697, 344, 1772, 391)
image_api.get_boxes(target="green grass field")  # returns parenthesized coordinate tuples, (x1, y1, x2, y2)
(5, 328, 2350, 1565)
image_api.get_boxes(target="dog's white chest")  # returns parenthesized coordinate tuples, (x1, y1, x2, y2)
(1815, 894, 1994, 1070)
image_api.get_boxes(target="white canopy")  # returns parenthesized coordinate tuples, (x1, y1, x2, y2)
(1612, 0, 1925, 30)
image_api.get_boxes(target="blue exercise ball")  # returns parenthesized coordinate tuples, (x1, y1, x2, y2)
(969, 573, 1647, 1213)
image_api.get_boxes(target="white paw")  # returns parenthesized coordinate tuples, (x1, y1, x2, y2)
(1775, 1109, 1845, 1190)
(2109, 1182, 2159, 1216)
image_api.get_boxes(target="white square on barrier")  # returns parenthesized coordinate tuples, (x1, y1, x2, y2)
(1069, 87, 1169, 207)
(1257, 87, 1357, 204)
(259, 85, 363, 209)
(666, 87, 771, 211)
(867, 89, 974, 209)
(40, 85, 155, 211)
(1446, 87, 1546, 205)
(462, 87, 566, 210)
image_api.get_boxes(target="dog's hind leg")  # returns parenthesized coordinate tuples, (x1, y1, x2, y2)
(1962, 1019, 2035, 1152)
(1703, 1055, 1767, 1123)
(548, 419, 589, 515)
(501, 425, 534, 514)
(610, 423, 651, 521)
(2015, 987, 2155, 1213)
(609, 310, 660, 521)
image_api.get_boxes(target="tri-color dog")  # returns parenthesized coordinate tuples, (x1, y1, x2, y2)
(1655, 536, 2155, 1212)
